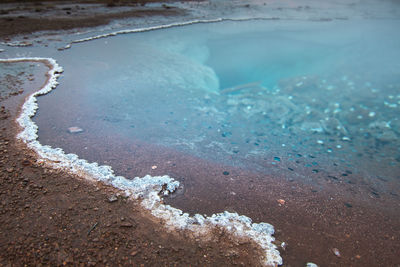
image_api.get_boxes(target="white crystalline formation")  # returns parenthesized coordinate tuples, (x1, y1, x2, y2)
(2, 55, 282, 267)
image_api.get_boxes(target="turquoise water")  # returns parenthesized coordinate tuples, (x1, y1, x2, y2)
(32, 19, 400, 197)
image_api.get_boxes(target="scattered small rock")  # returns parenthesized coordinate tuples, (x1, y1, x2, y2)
(21, 159, 31, 166)
(68, 126, 83, 134)
(130, 250, 138, 257)
(108, 195, 118, 203)
(120, 222, 135, 228)
(332, 248, 341, 257)
(277, 199, 286, 205)
(306, 263, 318, 267)
(151, 165, 157, 170)
(344, 202, 352, 208)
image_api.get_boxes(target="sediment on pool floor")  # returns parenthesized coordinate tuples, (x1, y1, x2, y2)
(0, 60, 278, 266)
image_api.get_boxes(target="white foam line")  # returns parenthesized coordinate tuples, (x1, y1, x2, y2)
(0, 41, 33, 47)
(59, 17, 280, 50)
(1, 56, 282, 266)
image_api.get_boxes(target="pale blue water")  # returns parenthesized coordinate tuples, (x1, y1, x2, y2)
(30, 19, 400, 196)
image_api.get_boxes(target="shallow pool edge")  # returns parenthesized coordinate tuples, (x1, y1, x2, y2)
(1, 55, 282, 266)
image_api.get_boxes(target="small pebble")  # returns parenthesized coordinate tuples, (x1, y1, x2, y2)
(120, 222, 134, 228)
(68, 126, 83, 134)
(332, 248, 341, 257)
(108, 195, 118, 203)
(130, 250, 138, 256)
(344, 203, 352, 208)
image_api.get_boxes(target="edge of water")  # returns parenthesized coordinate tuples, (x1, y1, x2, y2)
(58, 17, 283, 50)
(1, 56, 282, 266)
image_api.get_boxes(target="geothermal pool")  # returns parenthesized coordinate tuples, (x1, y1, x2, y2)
(35, 19, 399, 191)
(2, 18, 400, 265)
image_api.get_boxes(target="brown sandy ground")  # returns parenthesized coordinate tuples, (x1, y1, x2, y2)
(0, 62, 266, 266)
(0, 0, 189, 39)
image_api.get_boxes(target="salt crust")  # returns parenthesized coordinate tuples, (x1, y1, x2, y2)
(0, 41, 32, 47)
(59, 17, 279, 50)
(1, 53, 282, 267)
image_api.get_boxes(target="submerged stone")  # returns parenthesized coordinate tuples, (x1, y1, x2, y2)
(68, 126, 83, 134)
(344, 202, 352, 208)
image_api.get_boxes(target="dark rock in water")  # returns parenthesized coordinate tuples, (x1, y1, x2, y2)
(328, 175, 339, 180)
(371, 191, 380, 198)
(344, 203, 353, 208)
(221, 131, 232, 138)
(223, 171, 230, 175)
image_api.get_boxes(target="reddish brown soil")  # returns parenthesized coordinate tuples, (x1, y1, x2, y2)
(0, 61, 267, 266)
(0, 9, 183, 39)
(0, 1, 186, 39)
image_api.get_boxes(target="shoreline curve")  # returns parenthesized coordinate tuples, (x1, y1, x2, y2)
(0, 56, 282, 266)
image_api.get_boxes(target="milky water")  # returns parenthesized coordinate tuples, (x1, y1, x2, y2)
(27, 19, 400, 198)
